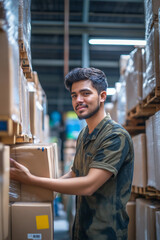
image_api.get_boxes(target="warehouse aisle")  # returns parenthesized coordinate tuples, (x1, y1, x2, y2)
(54, 201, 71, 240)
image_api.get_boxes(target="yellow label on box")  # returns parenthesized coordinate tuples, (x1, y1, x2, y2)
(36, 215, 49, 230)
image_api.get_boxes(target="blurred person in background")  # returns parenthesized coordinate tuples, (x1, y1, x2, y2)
(10, 67, 134, 240)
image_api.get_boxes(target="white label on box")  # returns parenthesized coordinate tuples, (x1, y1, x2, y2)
(27, 233, 42, 239)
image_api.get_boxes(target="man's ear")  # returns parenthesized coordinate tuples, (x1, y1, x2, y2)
(100, 91, 107, 103)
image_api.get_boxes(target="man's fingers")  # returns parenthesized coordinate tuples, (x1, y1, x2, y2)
(10, 158, 22, 169)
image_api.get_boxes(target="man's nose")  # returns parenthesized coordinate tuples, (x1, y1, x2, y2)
(76, 94, 83, 102)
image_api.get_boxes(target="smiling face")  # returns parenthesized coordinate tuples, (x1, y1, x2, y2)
(71, 80, 104, 120)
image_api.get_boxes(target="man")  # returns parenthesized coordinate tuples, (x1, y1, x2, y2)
(10, 67, 134, 240)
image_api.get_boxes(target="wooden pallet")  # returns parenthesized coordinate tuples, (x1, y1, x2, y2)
(132, 186, 160, 199)
(123, 118, 145, 136)
(16, 135, 33, 143)
(127, 87, 160, 119)
(0, 135, 16, 144)
(142, 87, 160, 107)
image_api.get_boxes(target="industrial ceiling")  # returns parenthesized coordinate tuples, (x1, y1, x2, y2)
(31, 0, 145, 115)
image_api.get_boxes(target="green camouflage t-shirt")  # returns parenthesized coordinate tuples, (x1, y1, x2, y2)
(71, 114, 134, 240)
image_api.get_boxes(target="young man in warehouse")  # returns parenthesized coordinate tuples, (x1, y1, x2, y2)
(10, 67, 134, 240)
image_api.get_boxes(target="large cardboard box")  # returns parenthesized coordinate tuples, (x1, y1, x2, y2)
(126, 201, 136, 240)
(144, 0, 160, 38)
(132, 134, 147, 187)
(11, 202, 53, 240)
(144, 22, 160, 99)
(0, 144, 10, 240)
(136, 198, 150, 240)
(0, 28, 20, 123)
(126, 48, 143, 111)
(19, 68, 31, 137)
(10, 143, 59, 202)
(146, 202, 160, 240)
(154, 110, 160, 191)
(156, 211, 160, 240)
(146, 116, 156, 188)
(136, 198, 160, 240)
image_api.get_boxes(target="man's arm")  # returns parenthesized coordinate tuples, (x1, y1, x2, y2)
(60, 170, 76, 179)
(10, 159, 112, 196)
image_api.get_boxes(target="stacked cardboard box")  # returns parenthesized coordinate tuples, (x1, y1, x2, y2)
(132, 134, 148, 188)
(0, 144, 10, 240)
(146, 110, 160, 190)
(116, 55, 129, 125)
(126, 201, 136, 240)
(143, 0, 160, 99)
(125, 48, 143, 112)
(144, 22, 159, 99)
(19, 67, 32, 138)
(11, 202, 53, 240)
(28, 72, 49, 143)
(136, 198, 160, 240)
(19, 0, 32, 69)
(0, 1, 20, 123)
(9, 143, 59, 239)
(9, 143, 59, 202)
(156, 211, 160, 240)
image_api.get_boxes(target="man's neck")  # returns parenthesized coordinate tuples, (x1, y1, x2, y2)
(86, 110, 106, 134)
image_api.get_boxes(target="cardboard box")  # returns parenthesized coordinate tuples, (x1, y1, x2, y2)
(0, 28, 20, 122)
(10, 143, 59, 202)
(146, 202, 160, 240)
(0, 144, 10, 239)
(156, 211, 160, 240)
(136, 198, 160, 240)
(132, 134, 147, 187)
(153, 110, 160, 191)
(126, 48, 143, 111)
(126, 201, 136, 240)
(144, 22, 160, 99)
(136, 198, 149, 240)
(146, 116, 156, 187)
(144, 0, 160, 38)
(11, 202, 53, 240)
(6, 204, 11, 240)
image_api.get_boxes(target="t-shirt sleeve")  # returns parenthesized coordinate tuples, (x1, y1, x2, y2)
(89, 132, 130, 177)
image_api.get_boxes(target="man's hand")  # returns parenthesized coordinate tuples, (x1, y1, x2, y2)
(10, 158, 32, 184)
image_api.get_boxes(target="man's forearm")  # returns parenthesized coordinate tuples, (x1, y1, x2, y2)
(29, 174, 92, 196)
(60, 170, 76, 179)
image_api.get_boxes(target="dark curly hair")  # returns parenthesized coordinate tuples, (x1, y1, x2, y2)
(64, 67, 108, 94)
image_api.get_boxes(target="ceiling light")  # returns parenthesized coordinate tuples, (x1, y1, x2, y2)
(89, 39, 146, 46)
(107, 88, 116, 96)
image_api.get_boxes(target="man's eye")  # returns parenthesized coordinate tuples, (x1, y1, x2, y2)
(71, 95, 76, 99)
(83, 92, 90, 96)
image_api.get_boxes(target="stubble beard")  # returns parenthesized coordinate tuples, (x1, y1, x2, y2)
(77, 102, 100, 120)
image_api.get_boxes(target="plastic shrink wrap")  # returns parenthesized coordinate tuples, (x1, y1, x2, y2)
(18, 0, 32, 69)
(144, 22, 159, 99)
(30, 72, 48, 143)
(136, 199, 160, 240)
(19, 68, 32, 138)
(156, 211, 160, 240)
(145, 115, 156, 188)
(132, 134, 147, 188)
(117, 76, 127, 125)
(153, 110, 160, 191)
(125, 48, 143, 112)
(144, 0, 160, 39)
